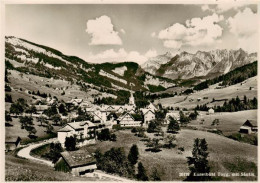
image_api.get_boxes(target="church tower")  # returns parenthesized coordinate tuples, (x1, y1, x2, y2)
(129, 92, 135, 106)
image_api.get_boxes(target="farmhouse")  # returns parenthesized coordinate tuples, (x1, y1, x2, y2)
(239, 120, 258, 134)
(57, 150, 97, 176)
(57, 121, 96, 148)
(5, 136, 21, 151)
(118, 112, 142, 127)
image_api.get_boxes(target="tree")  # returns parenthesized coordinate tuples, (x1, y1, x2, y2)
(52, 114, 61, 126)
(96, 147, 134, 178)
(186, 138, 211, 181)
(179, 111, 190, 125)
(167, 116, 180, 133)
(164, 135, 176, 149)
(26, 105, 37, 115)
(10, 103, 23, 116)
(46, 124, 54, 134)
(19, 116, 33, 129)
(17, 98, 28, 108)
(5, 94, 13, 103)
(5, 111, 12, 122)
(25, 126, 37, 137)
(43, 105, 58, 118)
(128, 144, 139, 166)
(37, 115, 47, 126)
(65, 136, 76, 151)
(58, 103, 67, 115)
(136, 162, 149, 181)
(44, 143, 63, 163)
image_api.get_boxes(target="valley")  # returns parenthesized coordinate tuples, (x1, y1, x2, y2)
(5, 36, 258, 181)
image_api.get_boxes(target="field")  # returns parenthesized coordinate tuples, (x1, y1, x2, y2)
(157, 76, 257, 109)
(5, 117, 60, 144)
(189, 110, 257, 136)
(82, 129, 257, 181)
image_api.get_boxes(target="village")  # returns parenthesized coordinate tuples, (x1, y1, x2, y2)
(5, 89, 258, 180)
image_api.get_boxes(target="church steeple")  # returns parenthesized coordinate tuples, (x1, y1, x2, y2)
(129, 92, 135, 106)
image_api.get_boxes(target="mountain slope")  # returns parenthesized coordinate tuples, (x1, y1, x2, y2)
(5, 36, 176, 93)
(142, 49, 257, 80)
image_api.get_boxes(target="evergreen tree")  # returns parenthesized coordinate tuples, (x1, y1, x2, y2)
(186, 138, 211, 181)
(128, 144, 139, 166)
(136, 162, 149, 181)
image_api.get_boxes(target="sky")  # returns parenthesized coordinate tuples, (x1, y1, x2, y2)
(5, 3, 258, 64)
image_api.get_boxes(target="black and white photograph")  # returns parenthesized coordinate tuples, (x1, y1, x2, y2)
(2, 0, 259, 181)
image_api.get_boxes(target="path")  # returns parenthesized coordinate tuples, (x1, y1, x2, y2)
(17, 138, 58, 167)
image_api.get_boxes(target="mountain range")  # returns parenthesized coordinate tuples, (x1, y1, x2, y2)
(142, 49, 257, 80)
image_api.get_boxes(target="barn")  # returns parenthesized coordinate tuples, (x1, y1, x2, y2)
(239, 120, 258, 134)
(57, 150, 97, 176)
(5, 136, 21, 151)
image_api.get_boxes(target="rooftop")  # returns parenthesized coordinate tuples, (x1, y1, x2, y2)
(61, 150, 96, 168)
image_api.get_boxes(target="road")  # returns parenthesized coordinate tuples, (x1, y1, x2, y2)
(17, 138, 58, 167)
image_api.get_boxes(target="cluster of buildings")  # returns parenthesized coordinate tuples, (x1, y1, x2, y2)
(57, 92, 162, 147)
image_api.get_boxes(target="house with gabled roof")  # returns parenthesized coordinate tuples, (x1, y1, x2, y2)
(57, 150, 97, 176)
(57, 121, 96, 148)
(141, 109, 155, 127)
(239, 120, 258, 134)
(147, 102, 158, 112)
(5, 136, 21, 151)
(118, 112, 142, 127)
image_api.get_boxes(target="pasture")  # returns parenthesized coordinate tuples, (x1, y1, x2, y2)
(189, 110, 257, 136)
(83, 129, 257, 181)
(158, 76, 257, 109)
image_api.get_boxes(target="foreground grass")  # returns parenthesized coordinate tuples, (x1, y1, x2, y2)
(5, 155, 96, 181)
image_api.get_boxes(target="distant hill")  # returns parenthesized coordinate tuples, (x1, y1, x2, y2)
(5, 36, 176, 93)
(142, 49, 257, 80)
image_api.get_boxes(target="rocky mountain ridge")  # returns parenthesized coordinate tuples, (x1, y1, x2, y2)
(142, 49, 257, 79)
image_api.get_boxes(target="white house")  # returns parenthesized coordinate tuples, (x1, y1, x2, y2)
(57, 121, 96, 148)
(208, 108, 214, 115)
(142, 109, 155, 126)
